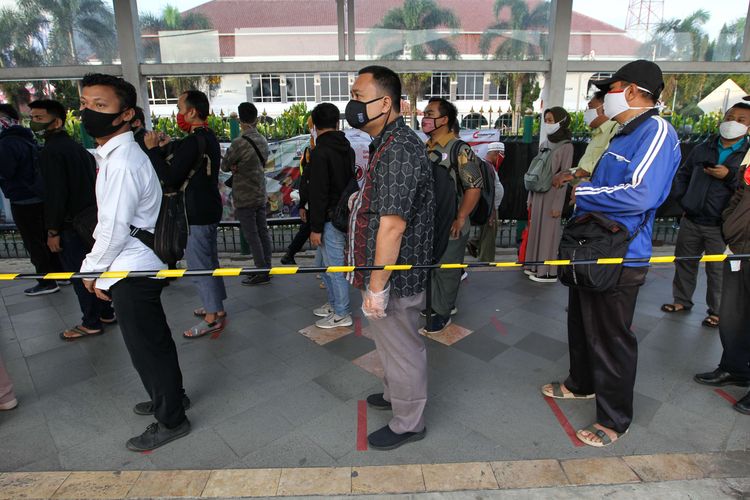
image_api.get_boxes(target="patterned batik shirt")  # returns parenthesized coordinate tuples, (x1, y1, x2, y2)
(346, 117, 435, 298)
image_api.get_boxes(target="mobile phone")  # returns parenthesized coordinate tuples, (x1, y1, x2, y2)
(701, 161, 715, 169)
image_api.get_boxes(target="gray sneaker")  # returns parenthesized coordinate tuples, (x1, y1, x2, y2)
(315, 313, 353, 329)
(313, 303, 333, 318)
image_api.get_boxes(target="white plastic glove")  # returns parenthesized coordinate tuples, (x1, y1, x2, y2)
(362, 284, 390, 319)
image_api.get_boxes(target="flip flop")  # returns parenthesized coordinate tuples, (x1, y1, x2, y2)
(183, 319, 226, 339)
(661, 303, 692, 313)
(193, 308, 227, 319)
(702, 315, 720, 328)
(576, 424, 628, 448)
(59, 325, 104, 341)
(541, 382, 595, 400)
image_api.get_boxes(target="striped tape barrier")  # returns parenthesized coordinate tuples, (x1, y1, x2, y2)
(0, 254, 747, 281)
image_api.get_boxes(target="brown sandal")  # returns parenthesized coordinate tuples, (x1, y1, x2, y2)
(59, 325, 104, 341)
(702, 315, 719, 328)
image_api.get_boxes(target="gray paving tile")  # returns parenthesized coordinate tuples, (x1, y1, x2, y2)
(298, 400, 357, 460)
(213, 404, 295, 457)
(57, 426, 155, 471)
(0, 338, 23, 361)
(452, 328, 510, 362)
(217, 344, 285, 379)
(648, 402, 734, 451)
(322, 333, 375, 361)
(499, 307, 567, 338)
(10, 307, 65, 340)
(241, 430, 336, 468)
(147, 428, 239, 470)
(513, 331, 569, 362)
(313, 362, 380, 402)
(0, 422, 58, 470)
(6, 298, 55, 317)
(268, 380, 344, 427)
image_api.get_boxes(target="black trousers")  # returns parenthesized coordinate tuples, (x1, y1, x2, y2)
(565, 266, 648, 433)
(10, 202, 61, 286)
(719, 262, 750, 378)
(59, 230, 114, 330)
(287, 220, 311, 257)
(110, 277, 186, 428)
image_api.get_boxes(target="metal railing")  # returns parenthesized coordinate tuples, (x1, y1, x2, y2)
(0, 218, 679, 259)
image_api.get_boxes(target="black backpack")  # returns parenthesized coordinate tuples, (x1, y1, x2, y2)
(430, 154, 458, 263)
(448, 140, 495, 226)
(131, 134, 208, 268)
(330, 148, 358, 233)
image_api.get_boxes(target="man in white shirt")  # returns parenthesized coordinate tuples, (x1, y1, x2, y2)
(79, 73, 190, 452)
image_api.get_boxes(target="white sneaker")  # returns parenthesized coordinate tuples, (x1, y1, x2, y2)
(461, 271, 468, 281)
(523, 269, 535, 276)
(0, 398, 18, 411)
(529, 274, 558, 283)
(313, 303, 333, 317)
(315, 313, 353, 329)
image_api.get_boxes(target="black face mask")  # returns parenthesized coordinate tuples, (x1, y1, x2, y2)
(80, 108, 129, 138)
(345, 96, 385, 129)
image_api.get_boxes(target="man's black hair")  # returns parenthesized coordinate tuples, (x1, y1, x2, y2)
(0, 104, 20, 121)
(428, 97, 458, 131)
(133, 106, 146, 126)
(729, 102, 750, 112)
(358, 65, 402, 113)
(238, 102, 258, 124)
(311, 102, 340, 130)
(181, 90, 210, 120)
(81, 73, 137, 110)
(29, 99, 67, 123)
(591, 89, 607, 102)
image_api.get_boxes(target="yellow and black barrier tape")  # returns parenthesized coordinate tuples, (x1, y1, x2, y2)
(0, 254, 748, 281)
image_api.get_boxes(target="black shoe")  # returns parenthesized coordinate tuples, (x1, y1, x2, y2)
(734, 392, 750, 415)
(280, 254, 296, 265)
(133, 396, 191, 416)
(368, 424, 426, 450)
(366, 393, 392, 410)
(423, 314, 451, 334)
(694, 369, 750, 387)
(24, 283, 60, 296)
(242, 274, 271, 286)
(126, 419, 191, 452)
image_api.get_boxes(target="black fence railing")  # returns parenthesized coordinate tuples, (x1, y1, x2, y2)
(0, 217, 679, 259)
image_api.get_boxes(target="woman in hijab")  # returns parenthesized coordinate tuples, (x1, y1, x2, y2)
(524, 107, 574, 282)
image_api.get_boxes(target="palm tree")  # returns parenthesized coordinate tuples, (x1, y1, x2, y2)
(712, 17, 745, 62)
(19, 0, 116, 65)
(641, 9, 710, 62)
(139, 5, 212, 63)
(480, 0, 550, 132)
(0, 7, 47, 68)
(367, 0, 461, 127)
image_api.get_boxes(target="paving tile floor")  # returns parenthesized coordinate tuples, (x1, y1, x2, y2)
(0, 256, 748, 474)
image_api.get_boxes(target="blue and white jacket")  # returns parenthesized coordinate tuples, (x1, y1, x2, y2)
(574, 109, 681, 265)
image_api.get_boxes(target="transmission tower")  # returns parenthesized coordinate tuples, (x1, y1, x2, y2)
(625, 0, 664, 34)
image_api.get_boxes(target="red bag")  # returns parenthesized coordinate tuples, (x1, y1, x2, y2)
(518, 207, 531, 262)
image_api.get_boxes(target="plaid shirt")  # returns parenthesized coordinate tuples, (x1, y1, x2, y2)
(346, 117, 435, 297)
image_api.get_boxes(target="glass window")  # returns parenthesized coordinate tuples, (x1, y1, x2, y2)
(569, 0, 748, 62)
(286, 73, 316, 102)
(456, 73, 485, 100)
(138, 2, 339, 63)
(320, 73, 350, 101)
(356, 0, 550, 61)
(489, 75, 510, 100)
(426, 72, 451, 98)
(253, 74, 282, 103)
(0, 0, 119, 68)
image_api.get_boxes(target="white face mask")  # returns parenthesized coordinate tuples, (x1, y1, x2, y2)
(311, 126, 318, 143)
(603, 86, 655, 120)
(719, 120, 748, 140)
(542, 122, 561, 135)
(583, 107, 600, 127)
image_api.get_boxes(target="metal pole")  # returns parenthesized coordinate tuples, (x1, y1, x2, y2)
(113, 0, 151, 127)
(742, 0, 750, 61)
(337, 0, 346, 61)
(544, 0, 573, 107)
(347, 0, 356, 61)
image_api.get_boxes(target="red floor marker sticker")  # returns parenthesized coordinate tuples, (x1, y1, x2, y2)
(490, 316, 507, 336)
(544, 396, 585, 447)
(715, 389, 738, 406)
(356, 400, 368, 451)
(354, 317, 362, 337)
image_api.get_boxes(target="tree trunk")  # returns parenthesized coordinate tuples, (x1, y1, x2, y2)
(512, 74, 524, 134)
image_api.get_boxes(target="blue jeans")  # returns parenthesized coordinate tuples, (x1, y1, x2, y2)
(185, 224, 226, 313)
(318, 222, 350, 317)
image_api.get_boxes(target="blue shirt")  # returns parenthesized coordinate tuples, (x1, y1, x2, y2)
(717, 137, 746, 165)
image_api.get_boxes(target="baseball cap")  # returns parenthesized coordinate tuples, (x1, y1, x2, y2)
(593, 59, 665, 98)
(487, 142, 505, 153)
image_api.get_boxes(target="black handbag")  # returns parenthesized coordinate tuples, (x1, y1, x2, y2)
(558, 211, 649, 292)
(329, 149, 358, 233)
(71, 204, 98, 251)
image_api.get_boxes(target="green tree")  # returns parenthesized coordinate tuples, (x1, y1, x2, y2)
(20, 0, 116, 65)
(712, 17, 745, 62)
(0, 7, 47, 68)
(480, 0, 550, 132)
(367, 0, 461, 128)
(139, 5, 212, 63)
(641, 9, 710, 62)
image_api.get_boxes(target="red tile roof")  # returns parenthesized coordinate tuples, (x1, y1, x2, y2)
(184, 0, 641, 59)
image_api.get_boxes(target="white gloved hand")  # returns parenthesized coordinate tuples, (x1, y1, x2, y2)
(362, 284, 390, 319)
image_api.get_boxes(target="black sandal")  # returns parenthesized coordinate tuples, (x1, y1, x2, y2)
(59, 325, 104, 341)
(702, 315, 719, 328)
(661, 303, 692, 313)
